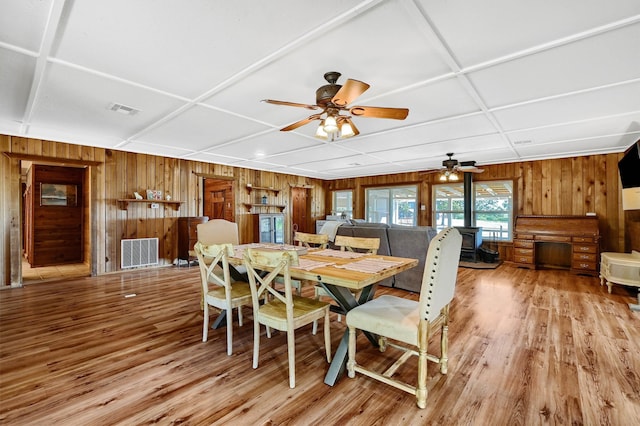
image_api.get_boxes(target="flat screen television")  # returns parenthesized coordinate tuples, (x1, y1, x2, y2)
(618, 140, 640, 188)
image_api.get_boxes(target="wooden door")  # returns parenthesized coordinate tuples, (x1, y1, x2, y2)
(291, 187, 311, 235)
(29, 165, 84, 267)
(203, 179, 234, 221)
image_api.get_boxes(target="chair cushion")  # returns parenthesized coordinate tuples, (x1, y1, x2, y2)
(346, 295, 420, 346)
(259, 295, 330, 330)
(205, 282, 252, 308)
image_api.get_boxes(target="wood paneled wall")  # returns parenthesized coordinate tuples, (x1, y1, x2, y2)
(323, 154, 628, 261)
(1, 136, 324, 285)
(0, 134, 631, 285)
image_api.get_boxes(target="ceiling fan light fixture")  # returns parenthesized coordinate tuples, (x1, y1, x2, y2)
(315, 122, 328, 139)
(324, 115, 338, 133)
(449, 172, 459, 181)
(340, 121, 355, 138)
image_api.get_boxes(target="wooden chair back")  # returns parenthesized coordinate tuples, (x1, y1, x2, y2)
(244, 248, 300, 312)
(194, 242, 234, 296)
(294, 232, 329, 249)
(197, 219, 239, 245)
(334, 235, 380, 254)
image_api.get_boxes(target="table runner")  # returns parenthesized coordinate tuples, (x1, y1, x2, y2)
(312, 249, 368, 259)
(334, 258, 403, 274)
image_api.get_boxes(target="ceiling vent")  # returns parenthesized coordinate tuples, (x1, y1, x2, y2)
(108, 102, 139, 116)
(513, 139, 533, 145)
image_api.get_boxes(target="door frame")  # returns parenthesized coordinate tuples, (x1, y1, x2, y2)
(2, 153, 99, 287)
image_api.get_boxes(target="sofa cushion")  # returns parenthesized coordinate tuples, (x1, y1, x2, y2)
(387, 226, 437, 292)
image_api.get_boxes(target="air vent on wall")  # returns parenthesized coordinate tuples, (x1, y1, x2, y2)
(108, 102, 139, 116)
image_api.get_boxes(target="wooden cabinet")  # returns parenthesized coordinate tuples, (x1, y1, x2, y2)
(177, 216, 208, 262)
(514, 215, 600, 276)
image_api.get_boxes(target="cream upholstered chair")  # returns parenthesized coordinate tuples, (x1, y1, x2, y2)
(197, 219, 248, 282)
(244, 247, 332, 388)
(314, 235, 380, 330)
(346, 227, 462, 409)
(196, 219, 239, 245)
(194, 242, 252, 356)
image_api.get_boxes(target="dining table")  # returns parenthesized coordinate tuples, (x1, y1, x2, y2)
(227, 243, 419, 386)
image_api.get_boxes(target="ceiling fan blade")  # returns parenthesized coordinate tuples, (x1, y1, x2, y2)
(458, 166, 484, 173)
(331, 79, 370, 107)
(280, 114, 321, 131)
(349, 106, 409, 120)
(262, 99, 319, 110)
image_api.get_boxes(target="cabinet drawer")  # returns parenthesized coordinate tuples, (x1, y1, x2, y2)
(515, 255, 534, 264)
(514, 248, 534, 256)
(515, 234, 534, 240)
(572, 252, 596, 262)
(537, 235, 571, 242)
(572, 260, 597, 271)
(573, 244, 597, 254)
(514, 240, 534, 249)
(572, 236, 594, 243)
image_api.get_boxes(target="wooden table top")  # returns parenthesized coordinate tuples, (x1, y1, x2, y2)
(229, 244, 418, 291)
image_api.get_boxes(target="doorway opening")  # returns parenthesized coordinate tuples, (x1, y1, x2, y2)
(203, 178, 235, 222)
(20, 160, 90, 284)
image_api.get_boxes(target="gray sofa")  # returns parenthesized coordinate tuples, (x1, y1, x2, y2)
(330, 221, 438, 293)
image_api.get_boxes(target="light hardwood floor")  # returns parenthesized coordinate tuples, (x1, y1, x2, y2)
(1, 263, 639, 425)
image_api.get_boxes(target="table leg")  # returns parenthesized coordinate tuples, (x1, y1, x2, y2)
(321, 282, 378, 386)
(211, 264, 248, 329)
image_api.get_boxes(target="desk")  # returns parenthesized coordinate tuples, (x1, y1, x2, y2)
(514, 215, 600, 276)
(229, 244, 418, 386)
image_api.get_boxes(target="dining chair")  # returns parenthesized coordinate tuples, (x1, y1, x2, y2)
(197, 219, 248, 282)
(194, 242, 252, 356)
(294, 231, 329, 249)
(314, 235, 380, 331)
(334, 235, 380, 254)
(346, 227, 462, 409)
(243, 247, 332, 388)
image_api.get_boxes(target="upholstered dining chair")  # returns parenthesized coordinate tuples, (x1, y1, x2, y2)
(314, 235, 380, 330)
(194, 242, 252, 356)
(243, 247, 332, 388)
(196, 219, 239, 245)
(346, 227, 462, 409)
(196, 219, 248, 282)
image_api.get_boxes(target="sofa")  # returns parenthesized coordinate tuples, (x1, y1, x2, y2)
(328, 221, 438, 293)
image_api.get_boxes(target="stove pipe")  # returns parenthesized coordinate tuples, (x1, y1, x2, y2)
(464, 171, 472, 227)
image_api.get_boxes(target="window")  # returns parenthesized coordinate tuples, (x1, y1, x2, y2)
(365, 185, 417, 226)
(433, 180, 513, 241)
(332, 190, 353, 219)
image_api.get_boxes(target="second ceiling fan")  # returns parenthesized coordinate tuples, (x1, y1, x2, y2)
(262, 71, 409, 140)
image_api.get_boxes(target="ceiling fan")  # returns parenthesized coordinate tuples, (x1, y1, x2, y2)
(262, 71, 409, 141)
(433, 153, 484, 181)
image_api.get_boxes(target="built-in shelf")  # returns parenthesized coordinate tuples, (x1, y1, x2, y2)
(243, 203, 286, 212)
(246, 185, 280, 195)
(117, 199, 182, 210)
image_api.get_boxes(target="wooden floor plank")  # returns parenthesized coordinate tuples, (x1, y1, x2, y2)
(1, 263, 639, 424)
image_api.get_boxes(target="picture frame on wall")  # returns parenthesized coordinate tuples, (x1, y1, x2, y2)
(40, 183, 77, 207)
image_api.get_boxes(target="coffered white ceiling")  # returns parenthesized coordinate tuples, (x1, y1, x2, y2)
(1, 0, 639, 179)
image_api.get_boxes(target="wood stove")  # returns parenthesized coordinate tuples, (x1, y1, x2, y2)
(455, 226, 483, 262)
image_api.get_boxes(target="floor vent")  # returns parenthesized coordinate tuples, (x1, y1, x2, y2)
(121, 238, 159, 269)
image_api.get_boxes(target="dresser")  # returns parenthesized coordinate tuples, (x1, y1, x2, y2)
(177, 216, 209, 262)
(513, 215, 600, 276)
